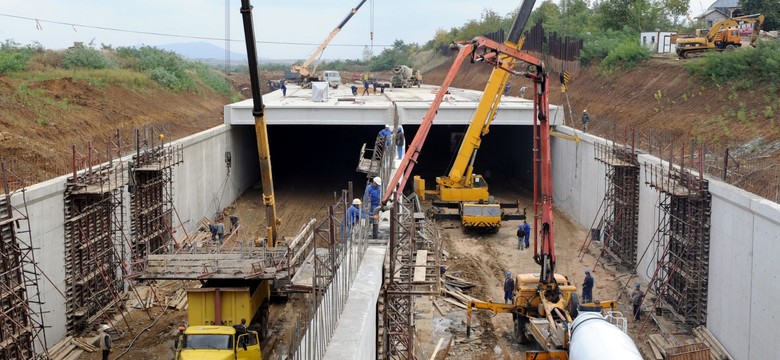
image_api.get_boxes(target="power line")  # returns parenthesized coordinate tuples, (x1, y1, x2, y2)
(0, 13, 392, 48)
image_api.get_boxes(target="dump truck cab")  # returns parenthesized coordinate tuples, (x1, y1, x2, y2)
(177, 325, 261, 360)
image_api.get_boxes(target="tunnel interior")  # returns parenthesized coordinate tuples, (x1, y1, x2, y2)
(253, 124, 535, 199)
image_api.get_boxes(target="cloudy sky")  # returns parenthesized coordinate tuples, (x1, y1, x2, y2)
(1, 0, 710, 60)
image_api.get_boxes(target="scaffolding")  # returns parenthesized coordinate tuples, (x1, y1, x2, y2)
(587, 139, 640, 269)
(380, 195, 441, 360)
(63, 138, 130, 334)
(644, 145, 711, 326)
(129, 128, 183, 262)
(0, 162, 48, 359)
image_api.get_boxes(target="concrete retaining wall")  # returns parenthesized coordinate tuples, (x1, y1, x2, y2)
(552, 125, 780, 360)
(9, 124, 257, 349)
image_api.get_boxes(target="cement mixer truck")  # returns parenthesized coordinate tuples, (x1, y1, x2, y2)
(390, 65, 422, 88)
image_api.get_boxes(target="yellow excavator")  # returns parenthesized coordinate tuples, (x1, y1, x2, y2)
(412, 10, 528, 231)
(676, 14, 764, 58)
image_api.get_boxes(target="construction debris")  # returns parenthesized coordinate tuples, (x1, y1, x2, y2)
(48, 335, 100, 360)
(693, 326, 734, 360)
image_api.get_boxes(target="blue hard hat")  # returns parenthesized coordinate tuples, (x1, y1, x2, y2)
(635, 283, 641, 287)
(584, 269, 590, 274)
(506, 271, 511, 276)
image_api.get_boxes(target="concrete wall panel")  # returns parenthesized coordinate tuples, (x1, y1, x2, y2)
(707, 181, 754, 360)
(172, 125, 258, 234)
(11, 178, 68, 349)
(552, 126, 780, 360)
(636, 154, 660, 284)
(748, 199, 780, 360)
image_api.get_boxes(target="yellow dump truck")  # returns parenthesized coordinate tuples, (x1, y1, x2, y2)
(176, 325, 261, 360)
(175, 279, 270, 360)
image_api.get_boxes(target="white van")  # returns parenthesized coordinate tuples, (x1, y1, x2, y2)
(322, 71, 341, 89)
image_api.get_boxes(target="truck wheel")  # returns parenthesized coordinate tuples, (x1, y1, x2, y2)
(259, 307, 269, 340)
(725, 44, 735, 51)
(568, 292, 580, 319)
(514, 317, 530, 344)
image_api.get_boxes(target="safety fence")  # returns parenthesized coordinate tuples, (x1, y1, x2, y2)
(287, 185, 372, 360)
(598, 125, 780, 203)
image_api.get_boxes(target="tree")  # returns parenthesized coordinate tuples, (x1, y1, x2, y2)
(739, 0, 780, 30)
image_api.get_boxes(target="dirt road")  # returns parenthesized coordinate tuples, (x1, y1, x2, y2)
(413, 192, 650, 359)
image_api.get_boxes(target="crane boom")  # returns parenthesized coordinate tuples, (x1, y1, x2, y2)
(441, 2, 530, 189)
(291, 0, 368, 79)
(241, 0, 279, 247)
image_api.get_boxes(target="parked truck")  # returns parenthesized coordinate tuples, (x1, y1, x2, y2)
(175, 280, 270, 360)
(390, 65, 422, 88)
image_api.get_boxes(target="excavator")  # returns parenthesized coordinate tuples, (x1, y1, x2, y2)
(676, 14, 764, 59)
(410, 6, 529, 231)
(288, 0, 367, 88)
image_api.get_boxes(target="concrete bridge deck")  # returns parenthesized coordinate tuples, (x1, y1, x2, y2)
(224, 84, 562, 126)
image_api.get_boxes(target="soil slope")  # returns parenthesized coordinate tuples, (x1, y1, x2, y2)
(425, 56, 779, 144)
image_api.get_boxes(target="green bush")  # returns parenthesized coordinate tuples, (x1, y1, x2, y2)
(684, 41, 780, 84)
(0, 41, 38, 74)
(0, 51, 30, 74)
(193, 64, 233, 98)
(599, 40, 651, 72)
(62, 47, 116, 69)
(130, 46, 194, 91)
(579, 28, 639, 67)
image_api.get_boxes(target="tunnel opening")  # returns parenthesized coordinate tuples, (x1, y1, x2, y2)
(255, 124, 535, 200)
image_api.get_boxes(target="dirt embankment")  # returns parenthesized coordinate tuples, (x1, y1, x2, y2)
(424, 55, 780, 147)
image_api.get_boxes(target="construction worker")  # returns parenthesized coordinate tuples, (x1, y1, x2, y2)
(99, 324, 112, 360)
(229, 215, 239, 233)
(581, 109, 590, 132)
(233, 319, 249, 349)
(362, 78, 370, 95)
(364, 177, 382, 222)
(395, 125, 405, 159)
(213, 218, 225, 244)
(582, 269, 594, 303)
(504, 271, 515, 304)
(516, 224, 526, 250)
(174, 325, 186, 359)
(372, 78, 378, 94)
(347, 198, 362, 226)
(378, 124, 393, 149)
(280, 79, 287, 97)
(631, 283, 643, 321)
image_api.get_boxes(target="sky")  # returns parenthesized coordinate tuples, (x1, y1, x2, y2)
(1, 0, 711, 60)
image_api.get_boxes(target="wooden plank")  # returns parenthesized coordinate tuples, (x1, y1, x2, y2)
(648, 339, 664, 360)
(432, 299, 445, 316)
(413, 250, 428, 283)
(440, 297, 466, 309)
(429, 337, 445, 360)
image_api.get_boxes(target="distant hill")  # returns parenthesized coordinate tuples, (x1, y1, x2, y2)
(158, 42, 247, 61)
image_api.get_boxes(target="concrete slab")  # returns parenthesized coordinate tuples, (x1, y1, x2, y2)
(224, 85, 561, 126)
(323, 246, 386, 360)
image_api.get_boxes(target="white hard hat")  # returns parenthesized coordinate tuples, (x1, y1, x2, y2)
(385, 124, 391, 129)
(373, 176, 382, 185)
(101, 324, 110, 331)
(583, 109, 587, 113)
(352, 198, 362, 205)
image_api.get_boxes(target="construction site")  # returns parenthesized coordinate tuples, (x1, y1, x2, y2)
(1, 1, 780, 360)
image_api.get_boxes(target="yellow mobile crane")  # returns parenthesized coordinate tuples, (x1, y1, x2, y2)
(290, 0, 368, 87)
(412, 8, 527, 231)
